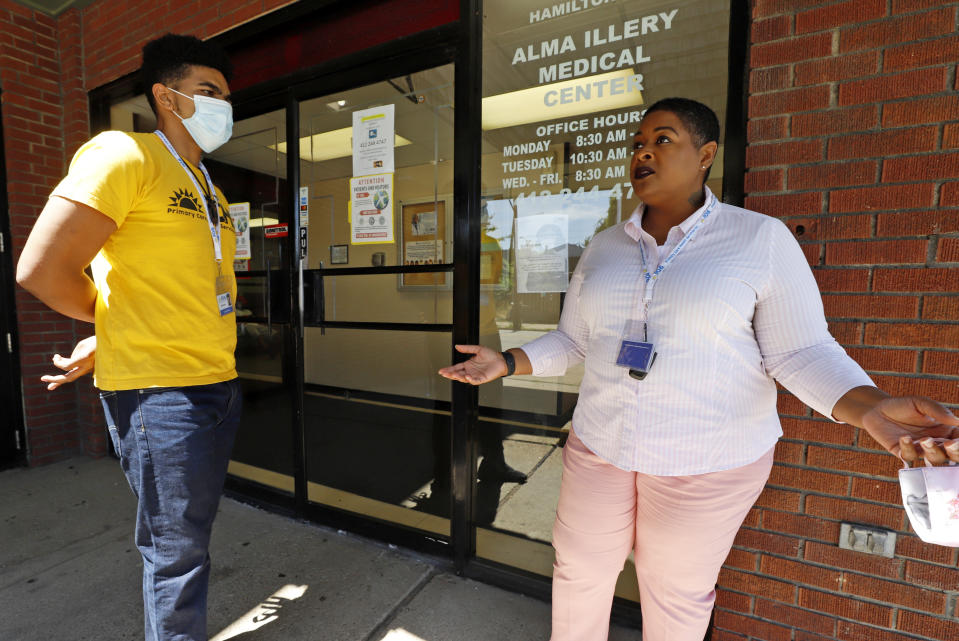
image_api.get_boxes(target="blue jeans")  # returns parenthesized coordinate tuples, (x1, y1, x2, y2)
(100, 379, 241, 641)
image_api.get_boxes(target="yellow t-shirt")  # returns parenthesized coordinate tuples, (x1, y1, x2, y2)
(52, 131, 238, 390)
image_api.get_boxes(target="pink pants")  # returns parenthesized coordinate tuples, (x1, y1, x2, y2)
(551, 430, 774, 641)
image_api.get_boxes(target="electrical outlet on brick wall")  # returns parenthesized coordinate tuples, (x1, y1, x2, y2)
(839, 523, 896, 558)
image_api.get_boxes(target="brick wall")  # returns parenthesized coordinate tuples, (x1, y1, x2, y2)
(1, 2, 89, 465)
(715, 1, 959, 639)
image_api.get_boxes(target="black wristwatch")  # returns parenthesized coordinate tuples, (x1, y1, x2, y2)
(501, 351, 516, 377)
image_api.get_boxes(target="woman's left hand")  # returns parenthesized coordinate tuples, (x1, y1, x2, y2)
(861, 396, 959, 466)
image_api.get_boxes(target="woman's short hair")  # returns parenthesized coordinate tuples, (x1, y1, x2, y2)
(643, 97, 720, 149)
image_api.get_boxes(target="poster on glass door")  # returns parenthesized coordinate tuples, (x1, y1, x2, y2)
(352, 104, 395, 176)
(350, 173, 394, 244)
(230, 202, 251, 260)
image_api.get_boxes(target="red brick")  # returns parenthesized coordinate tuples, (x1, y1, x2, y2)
(905, 560, 959, 591)
(869, 375, 959, 400)
(795, 51, 880, 87)
(882, 152, 959, 182)
(815, 215, 875, 241)
(877, 210, 959, 237)
(846, 346, 918, 373)
(829, 184, 936, 214)
(806, 541, 902, 578)
(895, 534, 956, 565)
(742, 507, 761, 528)
(942, 123, 959, 151)
(865, 323, 959, 349)
(840, 7, 955, 52)
(747, 139, 824, 168)
(883, 96, 959, 128)
(752, 32, 832, 67)
(814, 267, 872, 293)
(936, 237, 959, 262)
(711, 630, 748, 641)
(789, 161, 876, 190)
(752, 15, 792, 43)
(719, 568, 795, 603)
(797, 0, 885, 34)
(801, 242, 821, 267)
(837, 620, 928, 641)
(827, 127, 938, 161)
(805, 495, 904, 530)
(823, 295, 919, 320)
(775, 440, 804, 464)
(755, 486, 802, 512)
(747, 115, 789, 141)
(769, 464, 848, 495)
(897, 610, 959, 641)
(781, 416, 856, 446)
(824, 239, 928, 265)
(750, 66, 791, 94)
(850, 476, 903, 505)
(923, 295, 959, 320)
(745, 168, 784, 193)
(725, 548, 759, 572)
(941, 182, 959, 206)
(922, 351, 959, 376)
(749, 85, 832, 118)
(874, 267, 959, 293)
(763, 511, 842, 544)
(892, 0, 957, 11)
(734, 528, 802, 557)
(744, 192, 822, 218)
(714, 611, 791, 641)
(794, 105, 878, 137)
(839, 67, 948, 106)
(756, 598, 836, 635)
(715, 587, 752, 613)
(886, 33, 959, 73)
(806, 445, 901, 477)
(799, 589, 893, 627)
(795, 632, 835, 641)
(843, 573, 947, 613)
(762, 555, 842, 591)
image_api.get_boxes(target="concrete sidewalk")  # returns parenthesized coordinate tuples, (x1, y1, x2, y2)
(0, 456, 640, 641)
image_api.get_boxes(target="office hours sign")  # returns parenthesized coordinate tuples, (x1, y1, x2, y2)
(483, 0, 731, 203)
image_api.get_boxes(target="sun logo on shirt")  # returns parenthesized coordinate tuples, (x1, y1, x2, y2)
(169, 188, 201, 212)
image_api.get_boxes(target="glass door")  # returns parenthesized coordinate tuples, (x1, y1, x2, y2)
(296, 64, 455, 537)
(205, 110, 297, 496)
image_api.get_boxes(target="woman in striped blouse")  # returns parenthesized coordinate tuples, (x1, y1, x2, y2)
(439, 97, 959, 641)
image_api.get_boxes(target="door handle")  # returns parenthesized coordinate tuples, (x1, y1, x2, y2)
(266, 257, 272, 334)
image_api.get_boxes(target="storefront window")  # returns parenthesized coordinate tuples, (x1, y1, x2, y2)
(478, 0, 732, 594)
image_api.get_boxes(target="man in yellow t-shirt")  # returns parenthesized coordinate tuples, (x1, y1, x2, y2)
(17, 34, 239, 641)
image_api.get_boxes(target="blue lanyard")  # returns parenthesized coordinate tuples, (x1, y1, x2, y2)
(154, 130, 223, 262)
(637, 193, 718, 322)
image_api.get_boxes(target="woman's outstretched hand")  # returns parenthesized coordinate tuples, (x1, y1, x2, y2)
(861, 396, 959, 466)
(438, 344, 507, 385)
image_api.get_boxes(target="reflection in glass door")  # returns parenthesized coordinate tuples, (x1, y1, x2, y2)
(296, 64, 455, 537)
(205, 111, 296, 494)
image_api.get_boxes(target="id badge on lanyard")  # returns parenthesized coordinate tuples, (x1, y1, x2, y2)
(616, 317, 657, 380)
(214, 265, 234, 316)
(155, 130, 234, 317)
(615, 195, 717, 381)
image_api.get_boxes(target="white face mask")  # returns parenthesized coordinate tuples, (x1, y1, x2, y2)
(167, 87, 233, 153)
(900, 464, 959, 547)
